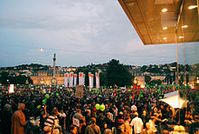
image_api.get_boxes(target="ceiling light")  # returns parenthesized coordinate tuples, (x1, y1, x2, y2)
(178, 36, 184, 39)
(163, 37, 167, 40)
(181, 25, 188, 28)
(188, 5, 198, 10)
(161, 8, 168, 13)
(163, 27, 168, 30)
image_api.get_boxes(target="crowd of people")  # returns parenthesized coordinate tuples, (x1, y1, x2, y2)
(0, 85, 199, 134)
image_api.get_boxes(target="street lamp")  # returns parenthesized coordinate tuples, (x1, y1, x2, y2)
(6, 79, 10, 84)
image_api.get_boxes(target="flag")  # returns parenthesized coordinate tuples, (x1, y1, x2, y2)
(64, 73, 69, 87)
(139, 90, 143, 98)
(69, 72, 74, 87)
(88, 72, 94, 89)
(73, 74, 77, 87)
(78, 72, 85, 85)
(8, 84, 14, 94)
(95, 72, 100, 88)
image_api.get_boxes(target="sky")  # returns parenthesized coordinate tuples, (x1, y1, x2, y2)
(0, 0, 199, 67)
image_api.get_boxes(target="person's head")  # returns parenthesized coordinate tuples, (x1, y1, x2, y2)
(4, 103, 12, 112)
(52, 107, 59, 116)
(131, 105, 137, 112)
(142, 110, 147, 116)
(153, 107, 158, 113)
(90, 117, 97, 124)
(104, 128, 112, 134)
(106, 112, 111, 119)
(70, 125, 78, 134)
(86, 109, 91, 116)
(146, 123, 150, 130)
(124, 114, 131, 122)
(134, 112, 139, 117)
(18, 103, 25, 111)
(76, 109, 81, 114)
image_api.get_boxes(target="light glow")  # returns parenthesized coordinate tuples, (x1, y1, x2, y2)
(181, 25, 188, 29)
(178, 36, 184, 39)
(163, 37, 167, 40)
(161, 8, 168, 13)
(163, 27, 168, 30)
(188, 5, 198, 10)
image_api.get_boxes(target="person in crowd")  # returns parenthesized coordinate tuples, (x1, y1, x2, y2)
(85, 109, 92, 125)
(142, 122, 155, 134)
(116, 116, 125, 134)
(43, 107, 61, 134)
(97, 112, 106, 132)
(1, 85, 198, 133)
(147, 117, 157, 133)
(189, 113, 199, 134)
(1, 103, 12, 134)
(130, 105, 137, 120)
(69, 125, 78, 134)
(40, 105, 48, 132)
(124, 114, 132, 134)
(103, 128, 112, 134)
(141, 110, 149, 129)
(104, 112, 115, 130)
(73, 109, 84, 124)
(184, 110, 193, 125)
(85, 117, 101, 134)
(11, 103, 27, 134)
(130, 112, 143, 134)
(79, 116, 87, 134)
(59, 109, 67, 134)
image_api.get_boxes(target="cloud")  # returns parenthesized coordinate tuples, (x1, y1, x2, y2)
(0, 0, 198, 67)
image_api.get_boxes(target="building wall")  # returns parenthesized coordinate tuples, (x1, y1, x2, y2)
(30, 76, 64, 85)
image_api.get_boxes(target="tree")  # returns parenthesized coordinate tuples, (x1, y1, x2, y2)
(141, 65, 147, 72)
(106, 59, 132, 87)
(100, 71, 108, 87)
(144, 75, 151, 84)
(0, 72, 33, 84)
(76, 65, 97, 87)
(149, 79, 162, 86)
(0, 72, 10, 84)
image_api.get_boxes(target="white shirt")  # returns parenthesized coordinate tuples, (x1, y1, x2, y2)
(130, 117, 143, 133)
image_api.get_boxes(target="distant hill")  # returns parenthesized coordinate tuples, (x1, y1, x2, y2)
(0, 61, 198, 76)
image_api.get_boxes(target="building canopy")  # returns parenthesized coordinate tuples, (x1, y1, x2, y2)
(119, 0, 199, 45)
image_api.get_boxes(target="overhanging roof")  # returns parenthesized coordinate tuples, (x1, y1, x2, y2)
(119, 0, 199, 45)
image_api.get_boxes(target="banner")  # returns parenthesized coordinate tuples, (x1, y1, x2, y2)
(82, 73, 85, 86)
(95, 72, 100, 88)
(64, 73, 69, 87)
(69, 72, 74, 87)
(8, 84, 14, 94)
(73, 74, 77, 87)
(88, 72, 94, 89)
(78, 72, 85, 85)
(75, 85, 84, 98)
(72, 117, 80, 127)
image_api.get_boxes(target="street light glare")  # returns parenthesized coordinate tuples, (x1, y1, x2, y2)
(40, 48, 44, 52)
